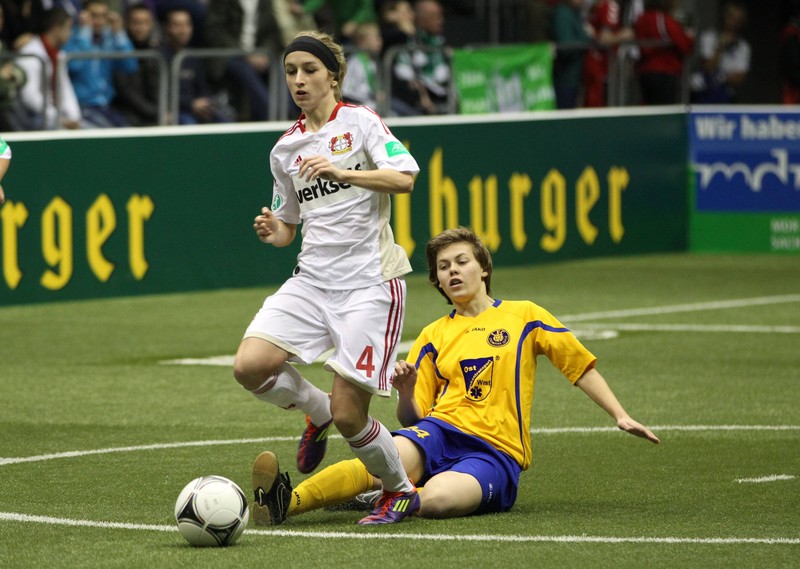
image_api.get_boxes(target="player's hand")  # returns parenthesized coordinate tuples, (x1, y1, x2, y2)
(253, 207, 280, 243)
(391, 360, 417, 396)
(247, 53, 270, 73)
(617, 416, 660, 444)
(108, 11, 123, 33)
(299, 155, 340, 183)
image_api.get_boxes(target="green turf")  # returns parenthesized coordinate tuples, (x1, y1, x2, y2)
(1, 253, 798, 568)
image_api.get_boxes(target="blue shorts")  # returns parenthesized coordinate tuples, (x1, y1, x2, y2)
(392, 417, 522, 514)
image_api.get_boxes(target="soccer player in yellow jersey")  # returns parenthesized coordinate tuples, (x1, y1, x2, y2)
(253, 227, 660, 523)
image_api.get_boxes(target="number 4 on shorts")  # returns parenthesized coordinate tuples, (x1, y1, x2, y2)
(357, 345, 375, 378)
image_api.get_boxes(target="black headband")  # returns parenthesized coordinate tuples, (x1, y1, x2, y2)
(283, 36, 340, 75)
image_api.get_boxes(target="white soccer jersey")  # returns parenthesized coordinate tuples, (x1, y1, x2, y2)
(269, 102, 419, 289)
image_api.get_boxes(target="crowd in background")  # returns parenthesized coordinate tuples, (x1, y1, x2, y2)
(549, 0, 752, 108)
(0, 0, 798, 130)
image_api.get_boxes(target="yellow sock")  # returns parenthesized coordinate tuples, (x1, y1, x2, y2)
(289, 458, 373, 516)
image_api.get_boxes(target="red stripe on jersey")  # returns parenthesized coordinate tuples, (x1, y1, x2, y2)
(277, 120, 303, 141)
(348, 417, 381, 448)
(327, 100, 345, 122)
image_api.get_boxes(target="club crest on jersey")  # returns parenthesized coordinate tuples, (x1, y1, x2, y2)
(461, 357, 494, 401)
(487, 329, 510, 347)
(330, 132, 354, 155)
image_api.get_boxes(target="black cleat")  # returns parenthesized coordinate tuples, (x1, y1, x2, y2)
(251, 451, 292, 526)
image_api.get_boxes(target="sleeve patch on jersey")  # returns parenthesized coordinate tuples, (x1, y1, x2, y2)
(461, 357, 494, 401)
(385, 141, 410, 157)
(271, 193, 283, 211)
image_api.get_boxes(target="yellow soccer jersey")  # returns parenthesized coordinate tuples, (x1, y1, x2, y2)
(407, 299, 597, 470)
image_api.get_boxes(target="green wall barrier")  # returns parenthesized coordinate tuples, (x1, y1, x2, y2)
(1, 110, 688, 305)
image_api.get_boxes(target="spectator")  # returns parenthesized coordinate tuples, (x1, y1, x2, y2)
(634, 0, 694, 105)
(64, 0, 138, 127)
(392, 0, 450, 115)
(378, 0, 414, 55)
(521, 0, 556, 44)
(272, 0, 315, 49)
(302, 0, 376, 43)
(583, 0, 634, 107)
(342, 21, 382, 110)
(5, 0, 40, 49)
(17, 7, 83, 129)
(551, 0, 592, 109)
(114, 3, 161, 126)
(691, 0, 750, 104)
(780, 0, 800, 105)
(153, 0, 207, 47)
(377, 0, 420, 115)
(161, 7, 233, 124)
(30, 0, 82, 23)
(0, 3, 27, 130)
(203, 0, 281, 122)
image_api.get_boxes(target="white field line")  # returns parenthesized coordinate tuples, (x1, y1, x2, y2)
(1, 425, 798, 467)
(561, 294, 800, 322)
(575, 323, 800, 334)
(0, 512, 798, 545)
(735, 475, 796, 484)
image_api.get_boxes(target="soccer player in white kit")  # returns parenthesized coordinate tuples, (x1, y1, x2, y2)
(233, 30, 422, 525)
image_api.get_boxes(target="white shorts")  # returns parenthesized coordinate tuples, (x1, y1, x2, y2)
(243, 276, 406, 397)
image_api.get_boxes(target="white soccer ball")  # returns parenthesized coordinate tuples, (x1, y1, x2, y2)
(174, 475, 249, 547)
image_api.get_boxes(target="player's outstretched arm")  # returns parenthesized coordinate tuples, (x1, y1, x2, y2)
(575, 368, 661, 444)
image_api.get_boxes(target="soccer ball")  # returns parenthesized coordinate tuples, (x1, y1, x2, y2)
(174, 475, 249, 547)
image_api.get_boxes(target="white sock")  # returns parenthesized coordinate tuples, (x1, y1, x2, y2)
(345, 417, 413, 493)
(251, 363, 332, 426)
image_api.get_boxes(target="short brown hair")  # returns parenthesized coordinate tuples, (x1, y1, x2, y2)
(425, 227, 493, 303)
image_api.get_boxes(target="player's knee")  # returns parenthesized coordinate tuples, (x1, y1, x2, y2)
(232, 356, 276, 391)
(418, 487, 475, 519)
(330, 409, 363, 439)
(417, 488, 448, 518)
(329, 389, 370, 438)
(232, 360, 257, 390)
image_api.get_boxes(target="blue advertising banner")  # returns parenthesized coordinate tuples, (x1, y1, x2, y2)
(690, 110, 800, 212)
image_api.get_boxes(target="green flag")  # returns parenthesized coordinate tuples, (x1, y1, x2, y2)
(453, 44, 556, 114)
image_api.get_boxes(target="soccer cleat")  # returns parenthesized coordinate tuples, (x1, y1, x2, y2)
(325, 489, 383, 512)
(251, 451, 292, 526)
(297, 416, 333, 474)
(357, 489, 420, 525)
